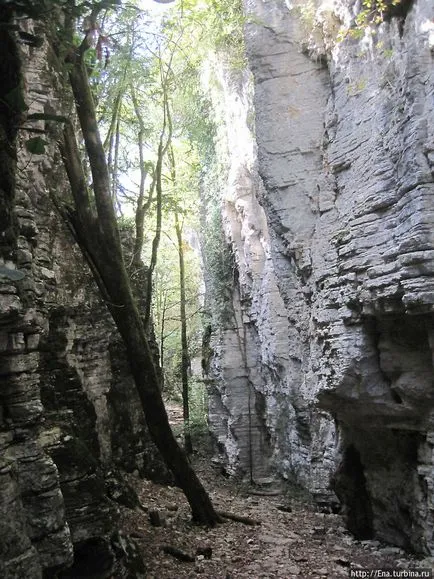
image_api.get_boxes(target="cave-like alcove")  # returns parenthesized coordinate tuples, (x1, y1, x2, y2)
(332, 444, 374, 540)
(59, 538, 114, 579)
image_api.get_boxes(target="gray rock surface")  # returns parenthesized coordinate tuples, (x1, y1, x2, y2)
(0, 16, 158, 579)
(206, 0, 434, 554)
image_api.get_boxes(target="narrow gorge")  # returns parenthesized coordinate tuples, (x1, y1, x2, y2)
(205, 0, 434, 555)
(1, 0, 434, 577)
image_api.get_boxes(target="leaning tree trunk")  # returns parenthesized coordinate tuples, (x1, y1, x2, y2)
(58, 39, 220, 526)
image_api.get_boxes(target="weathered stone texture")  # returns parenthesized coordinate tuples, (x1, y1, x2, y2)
(0, 18, 150, 579)
(312, 0, 434, 552)
(208, 0, 434, 554)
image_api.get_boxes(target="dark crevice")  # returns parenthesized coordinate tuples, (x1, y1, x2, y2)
(383, 0, 414, 36)
(391, 389, 403, 404)
(59, 538, 114, 579)
(332, 444, 374, 540)
(0, 6, 22, 261)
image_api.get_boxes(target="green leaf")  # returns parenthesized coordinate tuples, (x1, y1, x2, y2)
(25, 136, 47, 155)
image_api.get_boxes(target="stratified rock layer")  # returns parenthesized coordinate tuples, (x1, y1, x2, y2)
(207, 0, 434, 554)
(0, 15, 153, 579)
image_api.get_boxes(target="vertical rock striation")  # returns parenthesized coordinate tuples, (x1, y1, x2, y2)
(207, 0, 434, 553)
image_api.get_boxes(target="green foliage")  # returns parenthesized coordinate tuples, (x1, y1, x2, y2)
(170, 378, 209, 443)
(79, 2, 216, 403)
(158, 42, 235, 330)
(25, 135, 47, 154)
(356, 0, 403, 26)
(292, 0, 316, 32)
(346, 78, 367, 96)
(200, 162, 235, 327)
(42, 0, 234, 411)
(117, 215, 135, 233)
(382, 47, 394, 58)
(178, 0, 241, 40)
(168, 378, 209, 447)
(167, 0, 246, 69)
(339, 0, 406, 40)
(188, 378, 208, 429)
(152, 219, 203, 395)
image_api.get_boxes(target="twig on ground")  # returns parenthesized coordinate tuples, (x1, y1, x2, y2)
(216, 510, 261, 526)
(160, 545, 196, 562)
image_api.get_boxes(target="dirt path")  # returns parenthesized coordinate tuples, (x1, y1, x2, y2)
(119, 411, 432, 578)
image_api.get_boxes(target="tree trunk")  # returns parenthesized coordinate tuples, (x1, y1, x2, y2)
(105, 281, 215, 523)
(130, 82, 154, 272)
(159, 291, 167, 390)
(59, 42, 220, 526)
(175, 210, 193, 455)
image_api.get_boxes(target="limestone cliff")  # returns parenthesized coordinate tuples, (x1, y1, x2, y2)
(0, 14, 156, 578)
(206, 0, 434, 554)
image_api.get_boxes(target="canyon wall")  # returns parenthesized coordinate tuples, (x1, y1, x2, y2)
(0, 15, 156, 578)
(206, 0, 434, 553)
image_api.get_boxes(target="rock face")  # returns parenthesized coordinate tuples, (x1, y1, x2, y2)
(0, 14, 156, 578)
(206, 0, 434, 554)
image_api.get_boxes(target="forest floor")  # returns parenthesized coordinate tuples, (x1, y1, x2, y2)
(119, 405, 433, 578)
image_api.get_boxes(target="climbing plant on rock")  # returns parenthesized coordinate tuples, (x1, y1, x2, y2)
(341, 0, 410, 39)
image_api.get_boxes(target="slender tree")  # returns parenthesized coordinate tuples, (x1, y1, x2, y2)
(56, 4, 220, 525)
(174, 208, 193, 454)
(165, 137, 195, 453)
